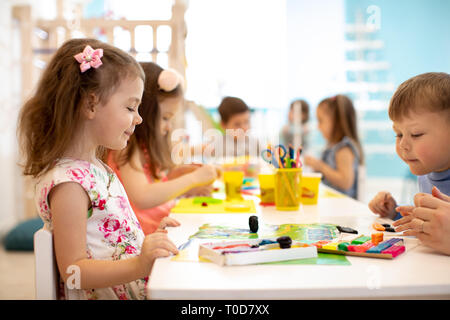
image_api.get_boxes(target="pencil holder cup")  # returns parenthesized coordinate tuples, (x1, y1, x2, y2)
(224, 171, 244, 201)
(258, 173, 275, 204)
(301, 172, 322, 205)
(274, 168, 302, 211)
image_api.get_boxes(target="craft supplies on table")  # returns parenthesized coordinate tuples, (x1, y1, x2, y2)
(258, 173, 275, 205)
(260, 144, 302, 169)
(274, 168, 302, 211)
(198, 238, 317, 266)
(223, 171, 244, 201)
(372, 222, 396, 232)
(171, 197, 257, 214)
(314, 234, 406, 259)
(301, 172, 322, 205)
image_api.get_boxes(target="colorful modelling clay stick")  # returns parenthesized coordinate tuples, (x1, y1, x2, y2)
(212, 243, 251, 250)
(322, 242, 339, 250)
(366, 238, 403, 254)
(371, 233, 384, 245)
(351, 236, 371, 245)
(372, 223, 385, 231)
(312, 240, 331, 248)
(337, 242, 350, 251)
(347, 241, 375, 253)
(259, 239, 277, 246)
(382, 245, 405, 258)
(373, 222, 395, 232)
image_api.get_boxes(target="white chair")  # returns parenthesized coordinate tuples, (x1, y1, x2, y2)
(34, 228, 58, 300)
(357, 165, 367, 203)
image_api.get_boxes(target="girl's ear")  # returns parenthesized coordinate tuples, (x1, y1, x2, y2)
(83, 93, 100, 120)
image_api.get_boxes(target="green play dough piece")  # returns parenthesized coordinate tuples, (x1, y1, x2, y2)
(351, 236, 371, 245)
(193, 197, 223, 205)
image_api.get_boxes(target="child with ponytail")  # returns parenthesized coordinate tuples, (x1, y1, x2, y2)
(107, 62, 218, 235)
(17, 39, 178, 299)
(304, 95, 364, 199)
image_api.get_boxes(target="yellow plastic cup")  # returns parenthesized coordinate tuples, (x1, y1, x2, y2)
(301, 172, 322, 205)
(223, 171, 244, 201)
(258, 173, 275, 204)
(274, 168, 302, 211)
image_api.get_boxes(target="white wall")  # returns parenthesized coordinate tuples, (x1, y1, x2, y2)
(184, 0, 288, 111)
(286, 0, 346, 109)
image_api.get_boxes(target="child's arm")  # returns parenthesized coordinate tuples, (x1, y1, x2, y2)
(167, 165, 215, 197)
(119, 152, 217, 210)
(304, 147, 355, 191)
(50, 182, 178, 289)
(368, 191, 398, 219)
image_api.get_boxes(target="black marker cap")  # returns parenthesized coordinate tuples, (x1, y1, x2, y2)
(249, 215, 259, 233)
(276, 236, 292, 249)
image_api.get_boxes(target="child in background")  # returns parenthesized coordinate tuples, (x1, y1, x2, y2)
(17, 39, 178, 300)
(304, 95, 364, 199)
(216, 96, 260, 158)
(368, 72, 450, 254)
(280, 99, 310, 151)
(107, 62, 218, 235)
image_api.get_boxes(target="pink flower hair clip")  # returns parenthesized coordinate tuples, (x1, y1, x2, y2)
(158, 68, 184, 92)
(74, 45, 103, 73)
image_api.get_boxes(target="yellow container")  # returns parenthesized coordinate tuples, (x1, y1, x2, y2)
(301, 172, 322, 205)
(223, 171, 244, 201)
(258, 173, 275, 204)
(274, 168, 302, 211)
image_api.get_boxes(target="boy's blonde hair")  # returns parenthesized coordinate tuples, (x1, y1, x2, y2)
(389, 72, 450, 121)
(17, 38, 144, 178)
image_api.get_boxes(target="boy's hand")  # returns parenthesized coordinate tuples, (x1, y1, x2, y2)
(138, 232, 179, 275)
(431, 186, 450, 202)
(368, 191, 397, 219)
(394, 192, 430, 218)
(393, 187, 450, 255)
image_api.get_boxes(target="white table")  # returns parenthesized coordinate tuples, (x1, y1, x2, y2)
(147, 186, 450, 299)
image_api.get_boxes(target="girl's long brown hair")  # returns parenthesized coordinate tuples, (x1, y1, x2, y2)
(115, 62, 183, 179)
(319, 95, 364, 164)
(17, 38, 144, 178)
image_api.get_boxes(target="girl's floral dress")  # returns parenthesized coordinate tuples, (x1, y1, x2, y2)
(106, 151, 175, 235)
(35, 158, 147, 300)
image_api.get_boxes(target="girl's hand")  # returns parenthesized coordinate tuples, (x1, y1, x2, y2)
(191, 164, 218, 186)
(138, 232, 179, 275)
(304, 155, 323, 171)
(393, 187, 450, 255)
(368, 191, 397, 219)
(167, 164, 201, 180)
(183, 185, 213, 197)
(156, 216, 181, 231)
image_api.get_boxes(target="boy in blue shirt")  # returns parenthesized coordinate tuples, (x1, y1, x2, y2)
(369, 72, 450, 255)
